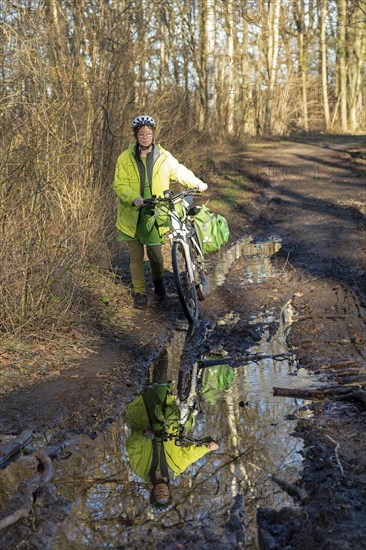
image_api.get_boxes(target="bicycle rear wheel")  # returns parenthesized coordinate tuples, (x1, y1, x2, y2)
(172, 241, 198, 323)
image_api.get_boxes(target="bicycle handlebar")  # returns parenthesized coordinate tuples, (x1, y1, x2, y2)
(143, 189, 200, 207)
(152, 429, 215, 447)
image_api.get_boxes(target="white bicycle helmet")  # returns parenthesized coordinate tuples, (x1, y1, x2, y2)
(131, 115, 157, 130)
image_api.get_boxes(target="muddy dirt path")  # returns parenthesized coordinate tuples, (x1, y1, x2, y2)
(228, 138, 366, 549)
(1, 137, 365, 549)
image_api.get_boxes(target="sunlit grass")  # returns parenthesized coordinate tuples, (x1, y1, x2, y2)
(198, 150, 257, 217)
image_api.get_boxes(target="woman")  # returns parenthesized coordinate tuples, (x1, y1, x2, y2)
(113, 115, 208, 309)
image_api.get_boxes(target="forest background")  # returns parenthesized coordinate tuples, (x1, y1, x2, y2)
(1, 0, 365, 351)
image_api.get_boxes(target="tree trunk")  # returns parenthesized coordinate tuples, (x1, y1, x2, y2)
(348, 3, 366, 131)
(197, 0, 207, 130)
(45, 0, 69, 88)
(300, 32, 309, 132)
(241, 17, 251, 133)
(294, 0, 309, 132)
(265, 0, 281, 135)
(338, 0, 348, 132)
(205, 0, 216, 130)
(159, 6, 169, 91)
(225, 0, 237, 135)
(321, 0, 331, 129)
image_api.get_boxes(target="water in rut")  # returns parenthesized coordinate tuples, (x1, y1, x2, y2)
(0, 239, 320, 548)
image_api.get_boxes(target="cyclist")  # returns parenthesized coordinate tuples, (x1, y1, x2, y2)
(125, 383, 218, 511)
(113, 115, 208, 309)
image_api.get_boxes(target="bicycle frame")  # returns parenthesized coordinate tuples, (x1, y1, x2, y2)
(169, 211, 205, 291)
(144, 190, 206, 322)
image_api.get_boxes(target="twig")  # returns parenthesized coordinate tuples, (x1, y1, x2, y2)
(235, 352, 294, 367)
(246, 352, 293, 362)
(282, 252, 296, 271)
(325, 435, 344, 476)
(184, 351, 294, 373)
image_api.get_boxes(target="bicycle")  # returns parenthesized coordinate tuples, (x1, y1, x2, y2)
(143, 189, 206, 323)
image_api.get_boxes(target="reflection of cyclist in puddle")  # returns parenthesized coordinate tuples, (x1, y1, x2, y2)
(126, 382, 218, 510)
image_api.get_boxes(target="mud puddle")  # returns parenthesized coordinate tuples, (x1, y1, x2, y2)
(0, 322, 317, 548)
(206, 237, 282, 292)
(0, 238, 323, 548)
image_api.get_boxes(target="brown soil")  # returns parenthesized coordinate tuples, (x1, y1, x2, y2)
(0, 135, 365, 549)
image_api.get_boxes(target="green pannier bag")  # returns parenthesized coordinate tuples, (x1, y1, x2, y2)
(192, 205, 230, 254)
(201, 364, 235, 404)
(151, 197, 186, 229)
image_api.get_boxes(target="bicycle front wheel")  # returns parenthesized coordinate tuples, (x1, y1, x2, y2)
(172, 241, 198, 323)
(190, 238, 206, 301)
(177, 367, 193, 401)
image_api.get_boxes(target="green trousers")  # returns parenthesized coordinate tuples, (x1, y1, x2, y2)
(128, 241, 164, 293)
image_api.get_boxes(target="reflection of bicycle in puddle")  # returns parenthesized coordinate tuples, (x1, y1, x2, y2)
(176, 352, 235, 446)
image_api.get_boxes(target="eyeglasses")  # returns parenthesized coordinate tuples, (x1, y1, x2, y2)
(137, 132, 153, 137)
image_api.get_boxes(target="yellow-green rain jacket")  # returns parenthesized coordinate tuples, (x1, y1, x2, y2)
(113, 143, 203, 238)
(126, 385, 210, 481)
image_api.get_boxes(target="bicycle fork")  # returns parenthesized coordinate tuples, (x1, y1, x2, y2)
(168, 234, 196, 284)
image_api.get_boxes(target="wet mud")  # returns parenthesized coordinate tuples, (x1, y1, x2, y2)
(1, 137, 366, 549)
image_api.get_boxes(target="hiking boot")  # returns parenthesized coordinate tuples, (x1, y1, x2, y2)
(134, 292, 148, 309)
(153, 279, 166, 301)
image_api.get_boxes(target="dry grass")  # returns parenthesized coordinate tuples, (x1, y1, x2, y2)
(0, 265, 132, 394)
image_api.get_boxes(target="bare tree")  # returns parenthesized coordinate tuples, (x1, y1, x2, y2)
(224, 0, 238, 135)
(320, 0, 331, 129)
(264, 0, 281, 135)
(205, 0, 216, 130)
(347, 1, 366, 131)
(338, 0, 348, 132)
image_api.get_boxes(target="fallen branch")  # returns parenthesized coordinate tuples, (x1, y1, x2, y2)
(0, 450, 54, 530)
(36, 451, 53, 487)
(274, 386, 366, 409)
(273, 386, 327, 398)
(271, 475, 308, 503)
(0, 429, 33, 468)
(334, 370, 363, 378)
(0, 480, 40, 531)
(272, 385, 363, 399)
(199, 352, 294, 369)
(324, 360, 363, 370)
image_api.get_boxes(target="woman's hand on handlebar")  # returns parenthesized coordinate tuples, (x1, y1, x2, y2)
(205, 441, 219, 451)
(133, 197, 144, 207)
(196, 182, 208, 192)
